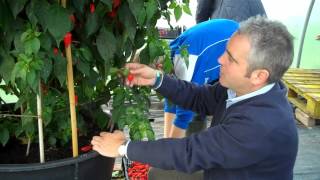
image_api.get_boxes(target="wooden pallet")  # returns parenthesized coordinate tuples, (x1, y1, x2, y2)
(282, 69, 320, 126)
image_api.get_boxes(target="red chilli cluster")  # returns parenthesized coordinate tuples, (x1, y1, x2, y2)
(127, 161, 150, 180)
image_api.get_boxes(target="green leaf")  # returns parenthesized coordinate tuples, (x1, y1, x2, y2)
(137, 9, 147, 27)
(122, 68, 129, 77)
(145, 0, 158, 22)
(21, 29, 33, 43)
(183, 0, 190, 4)
(100, 0, 112, 10)
(48, 135, 57, 146)
(14, 95, 28, 111)
(174, 6, 182, 21)
(77, 115, 88, 136)
(163, 54, 173, 73)
(0, 49, 15, 83)
(15, 125, 24, 138)
(128, 0, 146, 26)
(132, 131, 143, 140)
(71, 0, 87, 13)
(76, 59, 90, 76)
(110, 67, 118, 75)
(168, 1, 177, 9)
(14, 32, 25, 53)
(11, 61, 27, 85)
(43, 106, 53, 127)
(30, 57, 44, 71)
(182, 4, 192, 15)
(87, 69, 100, 86)
(26, 0, 38, 26)
(8, 0, 28, 19)
(146, 129, 155, 140)
(39, 32, 53, 51)
(21, 109, 34, 128)
(54, 55, 67, 86)
(45, 4, 72, 43)
(139, 47, 150, 65)
(134, 29, 146, 49)
(111, 106, 125, 126)
(85, 13, 101, 37)
(34, 1, 50, 31)
(80, 47, 93, 62)
(94, 110, 109, 129)
(118, 3, 137, 41)
(84, 84, 94, 98)
(1, 28, 15, 51)
(26, 70, 37, 92)
(0, 128, 9, 146)
(40, 58, 52, 82)
(24, 38, 40, 55)
(96, 27, 116, 63)
(113, 90, 125, 107)
(148, 40, 163, 62)
(0, 1, 14, 33)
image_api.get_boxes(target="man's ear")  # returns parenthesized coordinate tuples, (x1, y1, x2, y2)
(250, 69, 269, 86)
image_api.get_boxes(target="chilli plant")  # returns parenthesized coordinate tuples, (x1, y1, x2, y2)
(0, 0, 191, 151)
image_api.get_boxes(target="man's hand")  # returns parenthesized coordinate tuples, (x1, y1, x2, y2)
(91, 130, 126, 158)
(125, 63, 158, 87)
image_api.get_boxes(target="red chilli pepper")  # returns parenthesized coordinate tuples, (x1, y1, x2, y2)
(127, 73, 134, 82)
(107, 8, 117, 18)
(113, 0, 121, 8)
(64, 32, 72, 48)
(80, 145, 92, 152)
(53, 47, 59, 56)
(69, 14, 76, 24)
(74, 95, 78, 106)
(90, 3, 95, 14)
(127, 161, 149, 179)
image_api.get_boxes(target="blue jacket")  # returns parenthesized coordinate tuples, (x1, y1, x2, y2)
(165, 19, 238, 129)
(196, 0, 267, 23)
(128, 75, 298, 180)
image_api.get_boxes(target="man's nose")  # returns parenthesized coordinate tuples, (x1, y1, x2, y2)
(218, 53, 224, 65)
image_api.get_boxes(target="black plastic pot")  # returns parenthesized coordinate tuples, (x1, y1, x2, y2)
(0, 151, 114, 180)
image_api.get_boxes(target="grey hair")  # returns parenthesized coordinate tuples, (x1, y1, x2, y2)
(238, 16, 294, 83)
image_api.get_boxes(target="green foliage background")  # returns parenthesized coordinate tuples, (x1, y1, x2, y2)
(0, 0, 191, 147)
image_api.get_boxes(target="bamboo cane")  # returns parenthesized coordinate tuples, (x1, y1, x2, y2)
(37, 80, 45, 162)
(61, 0, 78, 157)
(64, 33, 78, 157)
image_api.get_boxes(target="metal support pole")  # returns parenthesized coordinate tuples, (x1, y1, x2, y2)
(296, 0, 315, 68)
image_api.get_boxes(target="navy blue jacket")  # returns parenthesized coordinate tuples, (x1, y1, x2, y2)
(196, 0, 267, 23)
(128, 75, 298, 180)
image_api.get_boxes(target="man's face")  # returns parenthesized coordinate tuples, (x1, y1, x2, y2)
(218, 34, 253, 95)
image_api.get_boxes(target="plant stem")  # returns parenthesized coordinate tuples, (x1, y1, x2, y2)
(61, 0, 66, 7)
(130, 49, 137, 62)
(0, 114, 38, 118)
(26, 138, 31, 156)
(37, 80, 45, 163)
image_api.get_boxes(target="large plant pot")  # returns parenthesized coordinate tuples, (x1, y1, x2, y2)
(0, 151, 114, 180)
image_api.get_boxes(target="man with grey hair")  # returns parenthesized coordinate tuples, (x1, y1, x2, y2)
(91, 16, 298, 180)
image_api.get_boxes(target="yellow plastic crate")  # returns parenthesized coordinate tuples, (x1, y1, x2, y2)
(282, 69, 320, 120)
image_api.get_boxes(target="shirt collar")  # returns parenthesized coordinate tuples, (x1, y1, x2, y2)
(226, 83, 275, 108)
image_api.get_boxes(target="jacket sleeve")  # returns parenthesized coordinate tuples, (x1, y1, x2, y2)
(156, 75, 223, 115)
(196, 0, 214, 23)
(127, 113, 272, 173)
